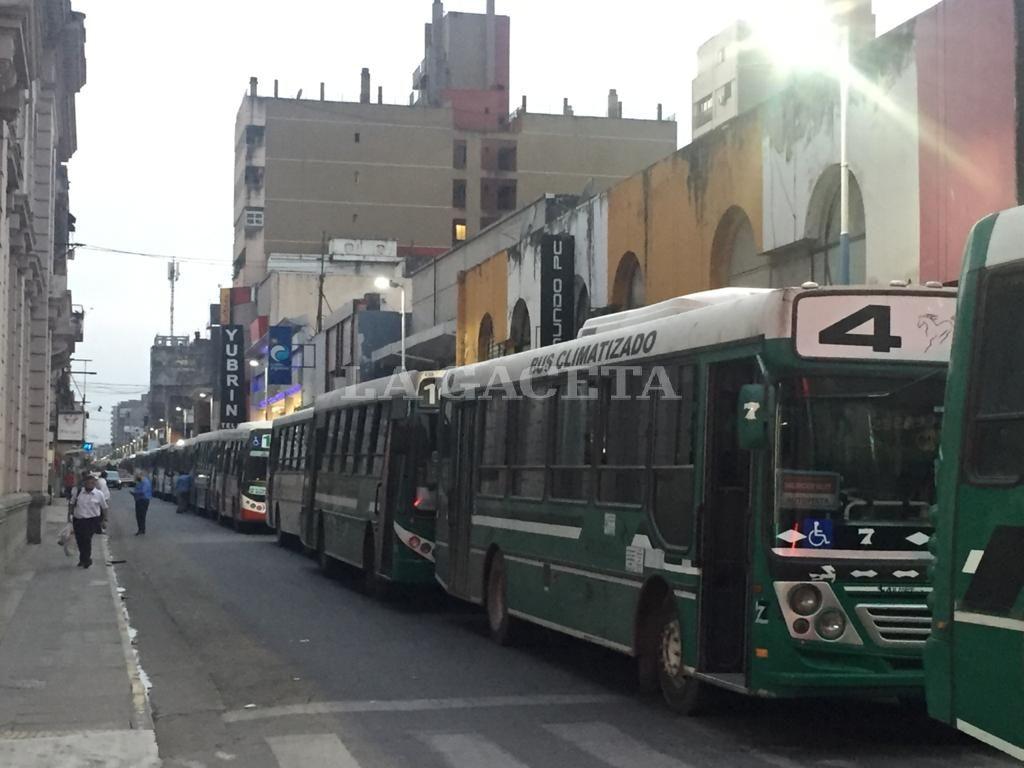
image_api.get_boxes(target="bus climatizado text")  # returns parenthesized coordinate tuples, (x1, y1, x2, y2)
(434, 284, 956, 711)
(926, 206, 1024, 761)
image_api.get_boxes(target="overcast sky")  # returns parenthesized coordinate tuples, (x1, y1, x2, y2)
(68, 0, 938, 444)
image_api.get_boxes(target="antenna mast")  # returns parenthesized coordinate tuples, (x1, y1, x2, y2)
(168, 259, 180, 336)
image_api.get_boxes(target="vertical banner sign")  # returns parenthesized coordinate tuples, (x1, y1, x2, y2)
(219, 324, 244, 428)
(268, 325, 293, 385)
(540, 234, 576, 347)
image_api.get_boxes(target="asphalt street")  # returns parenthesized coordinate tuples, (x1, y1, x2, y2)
(103, 491, 1012, 768)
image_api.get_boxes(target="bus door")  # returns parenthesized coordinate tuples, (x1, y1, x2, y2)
(447, 400, 477, 599)
(378, 409, 405, 576)
(699, 360, 755, 676)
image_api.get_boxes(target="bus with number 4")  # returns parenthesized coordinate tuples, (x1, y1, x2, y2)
(435, 284, 955, 712)
(925, 206, 1024, 760)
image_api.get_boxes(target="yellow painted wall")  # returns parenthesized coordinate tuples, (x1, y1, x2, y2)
(457, 250, 508, 365)
(607, 112, 764, 305)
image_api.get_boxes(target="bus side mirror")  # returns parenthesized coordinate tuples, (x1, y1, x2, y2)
(737, 384, 769, 451)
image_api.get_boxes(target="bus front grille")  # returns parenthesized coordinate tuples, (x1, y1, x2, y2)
(854, 603, 931, 648)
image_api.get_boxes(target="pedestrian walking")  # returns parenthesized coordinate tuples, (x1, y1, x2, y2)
(62, 468, 75, 499)
(69, 474, 108, 568)
(174, 471, 192, 514)
(94, 470, 110, 502)
(131, 471, 152, 535)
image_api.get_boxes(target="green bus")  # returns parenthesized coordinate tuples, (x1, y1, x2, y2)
(436, 285, 956, 711)
(301, 372, 442, 591)
(925, 207, 1024, 760)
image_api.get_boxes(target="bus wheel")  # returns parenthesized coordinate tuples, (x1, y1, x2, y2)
(657, 600, 708, 715)
(485, 551, 515, 645)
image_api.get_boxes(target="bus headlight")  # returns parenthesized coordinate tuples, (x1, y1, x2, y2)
(815, 609, 846, 641)
(788, 584, 822, 616)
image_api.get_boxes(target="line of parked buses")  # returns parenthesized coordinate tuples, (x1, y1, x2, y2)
(123, 209, 1024, 760)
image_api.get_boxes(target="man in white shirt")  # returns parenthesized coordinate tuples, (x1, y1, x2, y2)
(70, 475, 108, 568)
(93, 471, 110, 502)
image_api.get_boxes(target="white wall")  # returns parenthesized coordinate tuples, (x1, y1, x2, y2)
(762, 47, 921, 285)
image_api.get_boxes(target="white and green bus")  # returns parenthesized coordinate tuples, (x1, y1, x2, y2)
(435, 285, 956, 711)
(926, 206, 1024, 759)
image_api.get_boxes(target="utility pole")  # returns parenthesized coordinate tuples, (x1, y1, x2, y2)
(316, 231, 327, 334)
(69, 358, 96, 444)
(168, 259, 180, 336)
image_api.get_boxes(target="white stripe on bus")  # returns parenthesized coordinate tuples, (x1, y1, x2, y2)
(507, 609, 634, 654)
(954, 611, 1024, 633)
(315, 493, 359, 510)
(472, 515, 582, 539)
(962, 549, 986, 574)
(772, 548, 933, 561)
(956, 719, 1024, 762)
(630, 535, 700, 575)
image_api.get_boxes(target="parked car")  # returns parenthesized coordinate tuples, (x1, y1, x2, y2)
(104, 471, 121, 490)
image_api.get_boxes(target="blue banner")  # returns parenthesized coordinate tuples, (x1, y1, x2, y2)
(268, 325, 293, 386)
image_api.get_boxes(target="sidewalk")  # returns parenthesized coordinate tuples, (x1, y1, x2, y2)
(0, 503, 159, 767)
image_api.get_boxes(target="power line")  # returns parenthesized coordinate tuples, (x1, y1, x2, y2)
(69, 243, 229, 266)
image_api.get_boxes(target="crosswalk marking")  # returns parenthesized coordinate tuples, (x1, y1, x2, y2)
(267, 734, 362, 768)
(425, 733, 530, 768)
(545, 722, 697, 768)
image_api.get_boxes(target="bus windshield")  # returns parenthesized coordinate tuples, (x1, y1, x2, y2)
(244, 431, 271, 483)
(776, 375, 944, 546)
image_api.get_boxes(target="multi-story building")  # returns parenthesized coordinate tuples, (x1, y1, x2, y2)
(691, 1, 875, 139)
(148, 334, 215, 443)
(110, 396, 149, 450)
(232, 1, 677, 291)
(0, 0, 86, 557)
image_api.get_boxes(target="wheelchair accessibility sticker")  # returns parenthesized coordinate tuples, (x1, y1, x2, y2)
(800, 518, 834, 549)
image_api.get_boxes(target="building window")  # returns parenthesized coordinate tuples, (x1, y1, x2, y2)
(245, 125, 265, 145)
(354, 132, 361, 143)
(452, 179, 467, 209)
(244, 166, 264, 186)
(717, 48, 726, 64)
(453, 140, 467, 170)
(452, 219, 467, 244)
(694, 95, 714, 128)
(244, 208, 264, 227)
(718, 81, 733, 106)
(497, 145, 517, 172)
(496, 181, 517, 212)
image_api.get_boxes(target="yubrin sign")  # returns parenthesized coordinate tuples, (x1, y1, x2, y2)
(218, 324, 244, 428)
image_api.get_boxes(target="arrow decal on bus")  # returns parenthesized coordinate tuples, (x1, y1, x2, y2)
(851, 570, 878, 578)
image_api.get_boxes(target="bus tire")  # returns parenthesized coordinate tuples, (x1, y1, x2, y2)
(657, 598, 708, 715)
(485, 551, 515, 646)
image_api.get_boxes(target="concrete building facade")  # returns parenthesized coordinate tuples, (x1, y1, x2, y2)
(0, 0, 86, 559)
(435, 0, 1020, 365)
(232, 1, 676, 289)
(110, 396, 149, 450)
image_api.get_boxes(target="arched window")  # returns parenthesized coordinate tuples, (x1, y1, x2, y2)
(574, 278, 590, 338)
(711, 207, 765, 288)
(806, 166, 866, 285)
(477, 313, 494, 361)
(612, 252, 645, 310)
(509, 300, 531, 353)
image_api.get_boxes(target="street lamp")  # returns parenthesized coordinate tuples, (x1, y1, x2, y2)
(741, 0, 852, 283)
(375, 276, 406, 371)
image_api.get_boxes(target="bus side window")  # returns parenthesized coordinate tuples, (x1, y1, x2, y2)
(337, 410, 352, 473)
(324, 412, 338, 471)
(283, 426, 294, 470)
(597, 368, 649, 505)
(349, 407, 368, 475)
(370, 402, 390, 474)
(478, 393, 509, 496)
(509, 392, 548, 499)
(299, 424, 309, 471)
(551, 374, 594, 501)
(651, 364, 696, 550)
